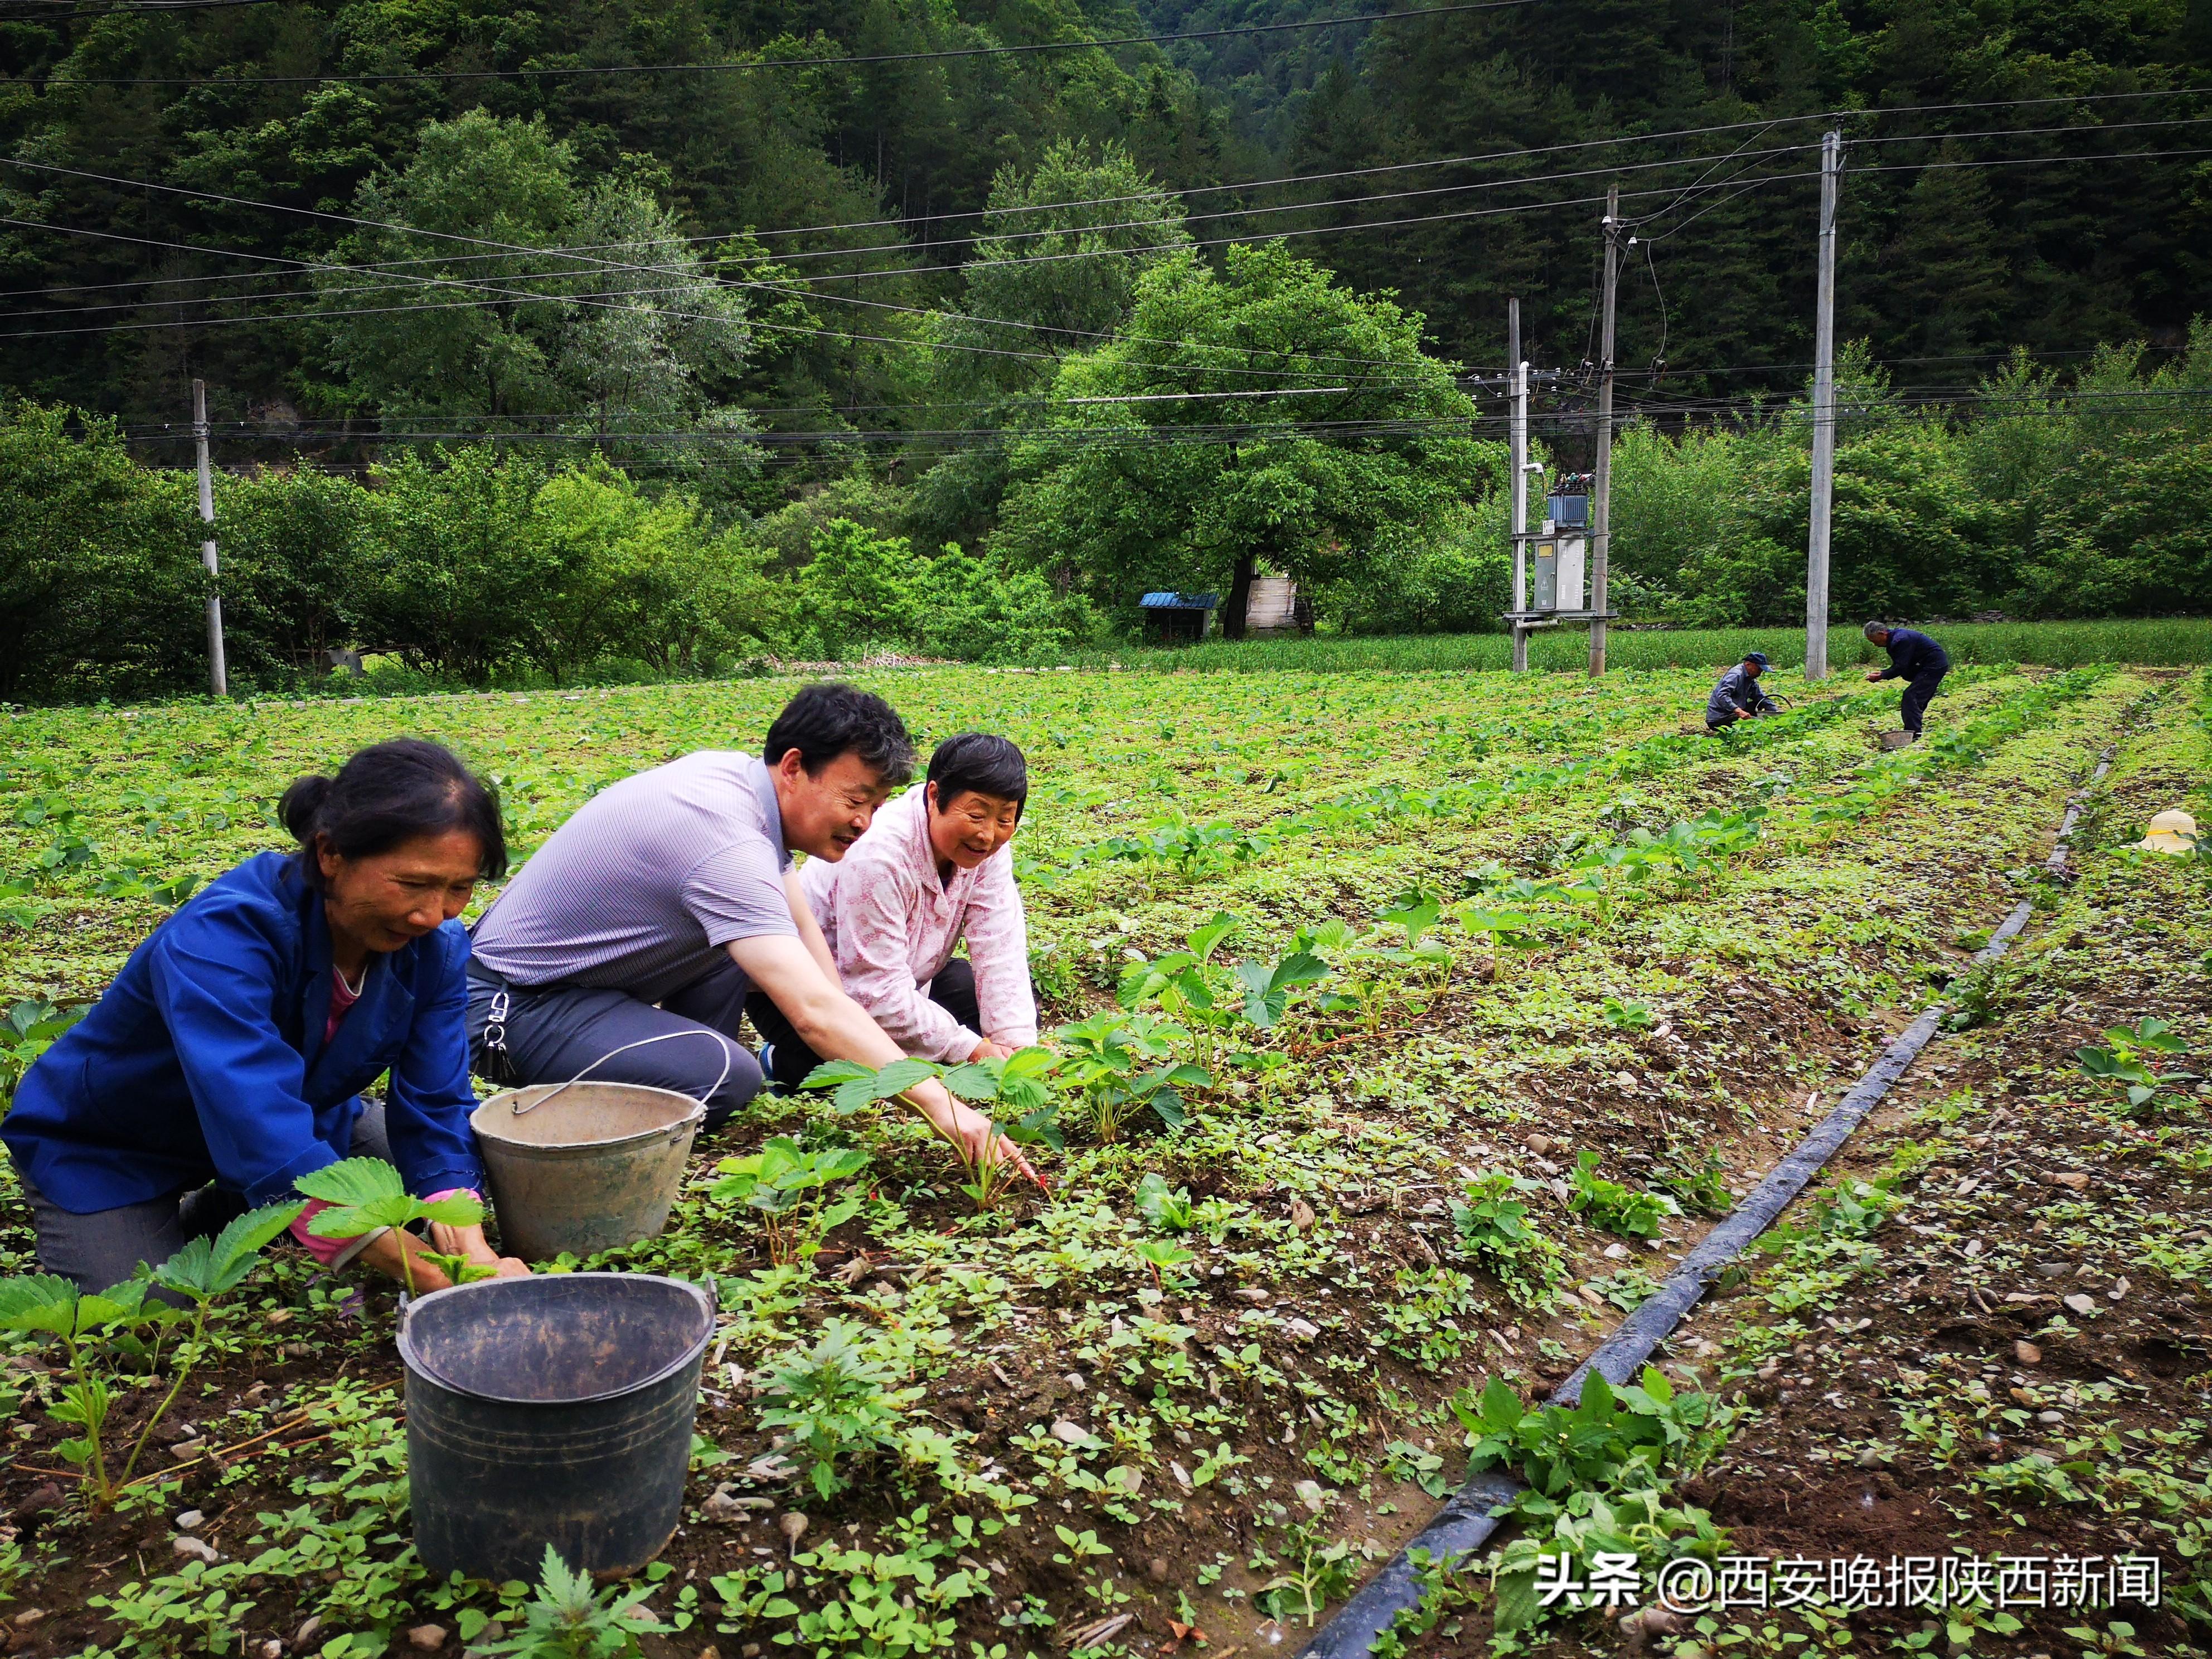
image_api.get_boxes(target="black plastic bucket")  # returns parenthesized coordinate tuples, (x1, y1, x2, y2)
(399, 1272, 714, 1581)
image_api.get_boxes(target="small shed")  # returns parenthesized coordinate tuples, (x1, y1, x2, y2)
(1139, 591, 1219, 643)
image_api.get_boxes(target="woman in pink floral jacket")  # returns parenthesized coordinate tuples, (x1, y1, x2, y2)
(754, 734, 1037, 1088)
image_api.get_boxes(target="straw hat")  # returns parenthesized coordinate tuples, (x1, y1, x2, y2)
(2138, 809, 2200, 854)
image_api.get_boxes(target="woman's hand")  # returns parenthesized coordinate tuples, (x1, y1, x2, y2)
(431, 1218, 531, 1279)
(967, 1036, 1018, 1062)
(357, 1228, 457, 1291)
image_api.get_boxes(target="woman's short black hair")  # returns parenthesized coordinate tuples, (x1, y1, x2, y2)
(764, 682, 915, 785)
(927, 733, 1028, 818)
(279, 738, 508, 887)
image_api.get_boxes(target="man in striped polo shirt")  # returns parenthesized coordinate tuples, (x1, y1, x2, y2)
(464, 683, 1035, 1179)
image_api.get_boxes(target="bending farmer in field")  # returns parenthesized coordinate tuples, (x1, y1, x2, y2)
(464, 683, 1036, 1181)
(1863, 621, 1951, 739)
(3, 740, 530, 1294)
(1705, 651, 1778, 733)
(756, 733, 1039, 1092)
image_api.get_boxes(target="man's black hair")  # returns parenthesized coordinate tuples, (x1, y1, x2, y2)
(927, 733, 1028, 818)
(279, 738, 508, 889)
(764, 682, 915, 785)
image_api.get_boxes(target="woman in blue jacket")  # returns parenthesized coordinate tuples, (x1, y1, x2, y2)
(3, 738, 528, 1293)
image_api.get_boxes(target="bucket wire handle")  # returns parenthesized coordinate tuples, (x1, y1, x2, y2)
(511, 1029, 733, 1117)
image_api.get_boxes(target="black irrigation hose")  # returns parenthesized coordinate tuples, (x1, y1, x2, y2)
(1302, 741, 2121, 1659)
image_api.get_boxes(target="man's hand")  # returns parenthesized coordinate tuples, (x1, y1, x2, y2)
(968, 1036, 1018, 1062)
(733, 935, 1048, 1191)
(949, 1101, 1042, 1186)
(909, 1083, 1041, 1187)
(1865, 670, 1884, 682)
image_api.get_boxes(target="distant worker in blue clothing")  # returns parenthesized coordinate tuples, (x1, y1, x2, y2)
(1863, 621, 1951, 740)
(1705, 651, 1779, 734)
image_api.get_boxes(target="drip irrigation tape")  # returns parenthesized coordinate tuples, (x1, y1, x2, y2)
(1301, 744, 2118, 1659)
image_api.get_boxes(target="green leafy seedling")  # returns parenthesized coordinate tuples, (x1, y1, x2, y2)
(295, 1157, 487, 1294)
(2075, 1017, 2195, 1114)
(476, 1543, 671, 1659)
(1566, 1152, 1680, 1240)
(1135, 1171, 1196, 1233)
(1600, 996, 1654, 1031)
(0, 1273, 152, 1505)
(710, 1137, 870, 1265)
(1232, 950, 1330, 1030)
(1133, 1236, 1196, 1291)
(120, 1200, 304, 1485)
(755, 1318, 920, 1499)
(1451, 904, 1538, 982)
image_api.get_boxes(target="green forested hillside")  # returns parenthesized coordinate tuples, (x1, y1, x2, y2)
(3, 0, 2210, 696)
(1140, 0, 2211, 386)
(6, 0, 2205, 428)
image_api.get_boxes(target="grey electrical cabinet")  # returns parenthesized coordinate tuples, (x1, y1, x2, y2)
(1532, 533, 1586, 612)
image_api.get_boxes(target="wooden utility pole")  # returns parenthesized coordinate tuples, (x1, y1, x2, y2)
(1588, 184, 1619, 678)
(1804, 129, 1844, 681)
(193, 380, 227, 697)
(1508, 297, 1530, 673)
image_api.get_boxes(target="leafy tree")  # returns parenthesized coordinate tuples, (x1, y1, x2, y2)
(911, 139, 1193, 546)
(212, 468, 377, 677)
(993, 241, 1484, 633)
(317, 112, 757, 492)
(351, 447, 556, 681)
(930, 138, 1192, 398)
(530, 465, 784, 674)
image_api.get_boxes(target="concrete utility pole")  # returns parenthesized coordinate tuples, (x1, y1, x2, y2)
(192, 380, 227, 698)
(1804, 129, 1844, 681)
(1588, 184, 1619, 679)
(1508, 297, 1530, 673)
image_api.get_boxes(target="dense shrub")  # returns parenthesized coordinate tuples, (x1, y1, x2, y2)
(0, 402, 201, 703)
(794, 518, 1098, 661)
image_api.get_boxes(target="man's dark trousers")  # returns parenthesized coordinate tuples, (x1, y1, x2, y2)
(466, 958, 764, 1132)
(1900, 667, 1948, 734)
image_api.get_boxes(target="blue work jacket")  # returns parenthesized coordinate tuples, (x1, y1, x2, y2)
(3, 851, 483, 1213)
(1876, 627, 1950, 681)
(1705, 664, 1777, 722)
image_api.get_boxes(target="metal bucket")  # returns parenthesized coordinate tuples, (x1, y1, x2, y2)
(472, 1080, 705, 1262)
(401, 1272, 712, 1580)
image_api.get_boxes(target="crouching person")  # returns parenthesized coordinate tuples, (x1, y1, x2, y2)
(463, 686, 1036, 1180)
(2, 740, 530, 1293)
(1706, 651, 1777, 733)
(759, 734, 1039, 1089)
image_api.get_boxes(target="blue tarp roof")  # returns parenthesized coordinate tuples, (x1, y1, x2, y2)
(1139, 591, 1220, 609)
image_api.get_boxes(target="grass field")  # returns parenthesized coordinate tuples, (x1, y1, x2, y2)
(1094, 618, 2212, 675)
(2, 661, 2209, 1659)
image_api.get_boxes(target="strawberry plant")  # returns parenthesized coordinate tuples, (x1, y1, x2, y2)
(2075, 1017, 2195, 1114)
(293, 1158, 494, 1293)
(1566, 1152, 1680, 1240)
(709, 1138, 871, 1266)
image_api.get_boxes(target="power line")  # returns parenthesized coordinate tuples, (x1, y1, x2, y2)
(1, 139, 1813, 313)
(0, 153, 1448, 378)
(20, 0, 1541, 85)
(11, 139, 2200, 352)
(6, 88, 2202, 304)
